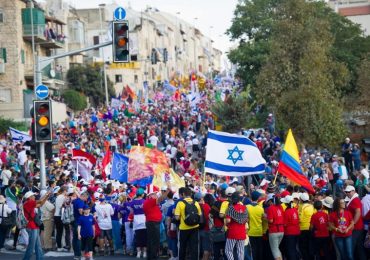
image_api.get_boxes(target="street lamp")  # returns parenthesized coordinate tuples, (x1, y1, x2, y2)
(99, 4, 109, 107)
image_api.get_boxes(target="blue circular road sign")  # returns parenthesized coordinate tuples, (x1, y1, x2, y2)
(114, 7, 126, 20)
(35, 84, 49, 100)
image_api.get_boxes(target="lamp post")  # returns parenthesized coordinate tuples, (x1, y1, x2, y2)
(99, 4, 109, 107)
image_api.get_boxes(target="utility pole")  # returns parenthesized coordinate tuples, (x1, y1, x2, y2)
(99, 4, 109, 108)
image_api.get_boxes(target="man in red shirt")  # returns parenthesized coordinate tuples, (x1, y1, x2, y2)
(22, 190, 51, 260)
(310, 200, 330, 260)
(345, 185, 366, 260)
(143, 184, 170, 260)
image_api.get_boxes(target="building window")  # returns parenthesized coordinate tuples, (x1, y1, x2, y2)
(0, 10, 3, 23)
(0, 89, 11, 103)
(21, 50, 25, 64)
(134, 75, 138, 83)
(93, 36, 99, 50)
(115, 75, 122, 83)
(1, 48, 6, 63)
(131, 55, 138, 61)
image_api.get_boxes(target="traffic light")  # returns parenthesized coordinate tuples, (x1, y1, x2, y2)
(163, 48, 168, 63)
(151, 48, 158, 65)
(113, 21, 129, 63)
(33, 100, 53, 142)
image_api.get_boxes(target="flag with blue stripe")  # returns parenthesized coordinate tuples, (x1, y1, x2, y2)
(205, 130, 266, 176)
(9, 127, 31, 142)
(110, 153, 129, 182)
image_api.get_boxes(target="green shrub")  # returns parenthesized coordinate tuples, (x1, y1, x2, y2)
(0, 117, 28, 135)
(62, 89, 88, 111)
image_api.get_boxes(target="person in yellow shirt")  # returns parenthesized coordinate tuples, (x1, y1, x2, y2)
(298, 193, 314, 260)
(175, 187, 202, 260)
(219, 187, 236, 218)
(246, 191, 264, 260)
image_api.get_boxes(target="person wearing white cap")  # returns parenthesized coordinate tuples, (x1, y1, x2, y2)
(344, 185, 366, 259)
(281, 195, 300, 260)
(95, 194, 114, 256)
(298, 193, 314, 260)
(0, 195, 12, 251)
(22, 190, 51, 260)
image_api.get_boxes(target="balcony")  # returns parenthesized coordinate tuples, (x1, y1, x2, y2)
(23, 24, 46, 42)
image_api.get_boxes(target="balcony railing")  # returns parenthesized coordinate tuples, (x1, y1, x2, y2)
(23, 24, 46, 40)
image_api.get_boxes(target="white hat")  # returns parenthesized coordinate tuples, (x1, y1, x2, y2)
(24, 191, 36, 199)
(300, 193, 310, 202)
(53, 186, 61, 194)
(321, 196, 334, 209)
(225, 187, 236, 196)
(230, 177, 238, 184)
(266, 193, 275, 202)
(81, 186, 88, 192)
(292, 192, 300, 200)
(173, 192, 180, 200)
(184, 173, 191, 178)
(94, 192, 101, 199)
(95, 180, 102, 184)
(67, 188, 74, 195)
(161, 185, 168, 191)
(281, 195, 293, 204)
(344, 185, 355, 192)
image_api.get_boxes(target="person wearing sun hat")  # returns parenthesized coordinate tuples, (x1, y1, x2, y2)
(281, 195, 300, 260)
(143, 184, 170, 260)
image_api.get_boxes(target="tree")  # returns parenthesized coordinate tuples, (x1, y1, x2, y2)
(62, 89, 88, 111)
(256, 0, 347, 148)
(66, 64, 116, 106)
(212, 91, 251, 133)
(227, 0, 370, 97)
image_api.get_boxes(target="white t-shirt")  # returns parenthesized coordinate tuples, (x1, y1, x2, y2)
(1, 170, 12, 186)
(95, 203, 114, 230)
(192, 138, 199, 145)
(339, 165, 348, 180)
(18, 150, 27, 166)
(149, 135, 159, 147)
(54, 194, 66, 217)
(0, 204, 12, 223)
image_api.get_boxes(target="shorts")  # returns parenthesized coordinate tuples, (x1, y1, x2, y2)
(81, 237, 93, 252)
(99, 229, 113, 240)
(200, 230, 211, 252)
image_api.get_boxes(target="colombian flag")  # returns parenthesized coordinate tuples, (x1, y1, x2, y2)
(277, 129, 314, 193)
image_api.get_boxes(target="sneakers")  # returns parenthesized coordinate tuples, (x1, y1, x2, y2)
(136, 251, 142, 258)
(143, 251, 147, 258)
(0, 248, 6, 253)
(57, 248, 69, 252)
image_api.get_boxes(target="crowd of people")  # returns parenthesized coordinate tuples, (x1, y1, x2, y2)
(0, 84, 369, 260)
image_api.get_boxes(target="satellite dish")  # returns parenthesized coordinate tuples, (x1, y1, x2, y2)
(50, 69, 56, 78)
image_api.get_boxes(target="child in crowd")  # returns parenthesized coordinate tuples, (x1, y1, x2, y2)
(78, 205, 95, 260)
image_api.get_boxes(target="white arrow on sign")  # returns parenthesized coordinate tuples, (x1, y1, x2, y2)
(118, 8, 123, 20)
(36, 90, 48, 94)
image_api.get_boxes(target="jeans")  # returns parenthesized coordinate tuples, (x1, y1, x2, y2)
(334, 236, 353, 260)
(352, 230, 366, 260)
(213, 241, 227, 260)
(23, 228, 43, 260)
(112, 220, 123, 251)
(54, 216, 70, 249)
(284, 235, 299, 260)
(0, 225, 8, 249)
(299, 230, 312, 260)
(72, 221, 81, 257)
(146, 221, 160, 260)
(124, 222, 134, 253)
(244, 243, 252, 260)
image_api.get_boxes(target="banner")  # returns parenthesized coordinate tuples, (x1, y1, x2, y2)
(111, 98, 125, 109)
(9, 127, 31, 142)
(128, 146, 170, 183)
(110, 153, 129, 183)
(153, 168, 185, 191)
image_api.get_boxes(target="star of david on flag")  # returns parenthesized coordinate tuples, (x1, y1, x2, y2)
(205, 130, 266, 176)
(110, 153, 129, 182)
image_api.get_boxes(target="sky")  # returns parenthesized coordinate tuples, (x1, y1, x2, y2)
(64, 0, 238, 55)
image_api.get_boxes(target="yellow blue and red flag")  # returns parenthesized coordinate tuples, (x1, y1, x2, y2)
(277, 129, 314, 193)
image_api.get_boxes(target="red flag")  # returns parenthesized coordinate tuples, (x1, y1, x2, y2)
(101, 150, 111, 181)
(72, 149, 97, 181)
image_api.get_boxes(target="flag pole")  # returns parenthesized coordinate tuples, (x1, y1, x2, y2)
(273, 171, 279, 185)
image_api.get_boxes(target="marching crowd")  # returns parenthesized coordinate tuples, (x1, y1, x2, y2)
(0, 85, 369, 260)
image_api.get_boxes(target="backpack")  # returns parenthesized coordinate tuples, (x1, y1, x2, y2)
(210, 200, 223, 219)
(198, 204, 206, 230)
(16, 203, 28, 229)
(61, 205, 75, 224)
(183, 200, 200, 226)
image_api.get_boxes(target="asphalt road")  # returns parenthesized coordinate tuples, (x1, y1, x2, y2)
(1, 250, 140, 259)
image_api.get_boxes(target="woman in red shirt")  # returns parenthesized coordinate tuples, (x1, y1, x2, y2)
(266, 194, 285, 260)
(281, 195, 300, 260)
(225, 192, 248, 260)
(329, 198, 354, 260)
(310, 200, 330, 260)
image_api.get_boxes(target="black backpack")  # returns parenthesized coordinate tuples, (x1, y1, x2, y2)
(183, 200, 200, 226)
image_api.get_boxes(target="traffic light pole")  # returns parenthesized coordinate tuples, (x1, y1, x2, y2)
(35, 41, 112, 190)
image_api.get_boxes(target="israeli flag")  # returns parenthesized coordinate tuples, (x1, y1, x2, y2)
(9, 127, 31, 142)
(205, 130, 266, 176)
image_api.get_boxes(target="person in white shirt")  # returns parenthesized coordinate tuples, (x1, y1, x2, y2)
(338, 158, 349, 180)
(95, 196, 114, 255)
(0, 195, 12, 251)
(40, 190, 55, 251)
(1, 165, 12, 192)
(149, 135, 159, 147)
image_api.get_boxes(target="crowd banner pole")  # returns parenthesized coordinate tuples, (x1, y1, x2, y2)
(273, 171, 279, 185)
